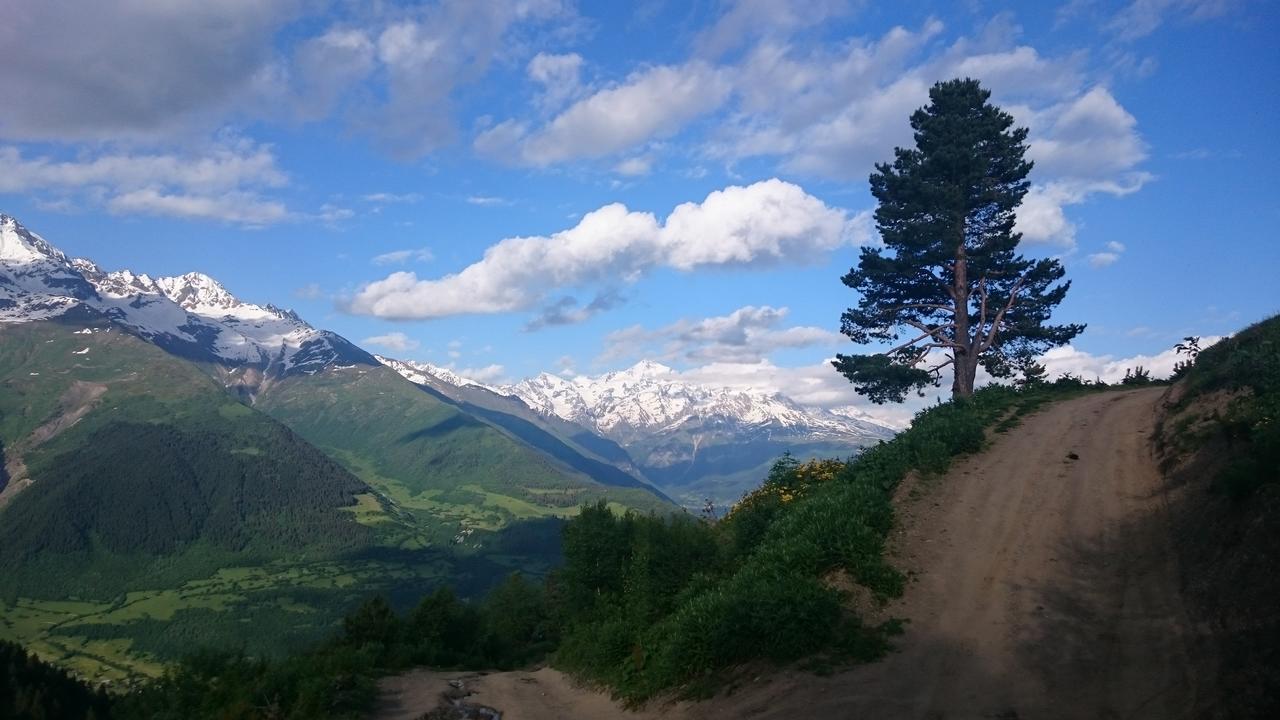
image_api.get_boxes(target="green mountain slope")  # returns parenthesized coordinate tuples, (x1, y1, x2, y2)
(254, 366, 671, 543)
(0, 317, 399, 679)
(0, 314, 371, 595)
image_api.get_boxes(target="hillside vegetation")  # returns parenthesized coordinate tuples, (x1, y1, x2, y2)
(256, 366, 670, 546)
(0, 379, 1111, 719)
(0, 320, 549, 681)
(549, 380, 1099, 702)
(1156, 314, 1280, 717)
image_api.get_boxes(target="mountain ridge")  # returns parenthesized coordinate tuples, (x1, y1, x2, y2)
(381, 355, 897, 506)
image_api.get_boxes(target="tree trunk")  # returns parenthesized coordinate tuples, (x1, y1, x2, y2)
(952, 355, 978, 398)
(951, 226, 972, 399)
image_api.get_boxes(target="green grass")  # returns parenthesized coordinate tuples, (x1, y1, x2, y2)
(255, 366, 672, 524)
(1161, 316, 1279, 499)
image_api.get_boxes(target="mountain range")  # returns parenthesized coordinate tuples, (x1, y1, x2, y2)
(0, 211, 893, 677)
(382, 357, 895, 508)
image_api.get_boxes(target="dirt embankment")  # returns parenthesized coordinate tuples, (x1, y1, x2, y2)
(373, 388, 1215, 720)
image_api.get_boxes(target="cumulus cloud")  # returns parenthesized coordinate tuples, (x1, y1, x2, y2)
(1039, 336, 1224, 382)
(600, 305, 843, 364)
(362, 332, 420, 352)
(477, 62, 732, 165)
(693, 18, 1149, 249)
(345, 179, 869, 320)
(372, 247, 435, 265)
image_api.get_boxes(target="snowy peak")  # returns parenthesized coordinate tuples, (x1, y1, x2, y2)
(504, 363, 896, 444)
(0, 214, 68, 266)
(378, 356, 497, 393)
(1, 214, 99, 322)
(1, 213, 369, 377)
(156, 272, 246, 315)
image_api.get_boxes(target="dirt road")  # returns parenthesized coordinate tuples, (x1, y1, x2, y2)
(372, 388, 1211, 720)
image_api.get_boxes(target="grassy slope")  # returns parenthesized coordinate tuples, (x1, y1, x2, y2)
(255, 367, 671, 540)
(0, 318, 445, 681)
(1155, 314, 1279, 717)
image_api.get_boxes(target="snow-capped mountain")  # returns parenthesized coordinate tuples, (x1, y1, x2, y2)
(504, 360, 893, 447)
(1, 213, 370, 379)
(502, 361, 895, 505)
(384, 356, 896, 506)
(1, 215, 98, 322)
(377, 356, 498, 394)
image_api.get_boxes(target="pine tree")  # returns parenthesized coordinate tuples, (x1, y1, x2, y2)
(835, 78, 1084, 402)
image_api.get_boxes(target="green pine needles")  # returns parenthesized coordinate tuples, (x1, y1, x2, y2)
(835, 78, 1083, 402)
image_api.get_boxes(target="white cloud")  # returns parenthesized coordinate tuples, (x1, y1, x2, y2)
(527, 52, 584, 111)
(466, 195, 512, 206)
(1087, 252, 1121, 268)
(355, 0, 573, 158)
(1025, 87, 1147, 181)
(478, 62, 732, 165)
(694, 0, 855, 57)
(361, 332, 420, 352)
(1015, 174, 1150, 246)
(363, 192, 422, 204)
(107, 189, 288, 226)
(453, 363, 508, 384)
(0, 143, 286, 194)
(614, 156, 654, 177)
(1106, 241, 1126, 252)
(372, 248, 435, 265)
(600, 305, 844, 364)
(346, 179, 868, 320)
(1039, 336, 1224, 382)
(0, 141, 296, 226)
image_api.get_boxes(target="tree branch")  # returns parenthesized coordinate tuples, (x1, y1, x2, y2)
(884, 302, 954, 313)
(903, 318, 965, 349)
(977, 276, 1026, 353)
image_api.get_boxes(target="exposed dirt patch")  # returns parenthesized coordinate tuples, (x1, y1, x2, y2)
(0, 380, 108, 508)
(24, 380, 108, 448)
(373, 389, 1214, 720)
(372, 667, 672, 720)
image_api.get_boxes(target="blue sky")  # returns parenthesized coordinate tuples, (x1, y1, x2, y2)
(1, 0, 1276, 420)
